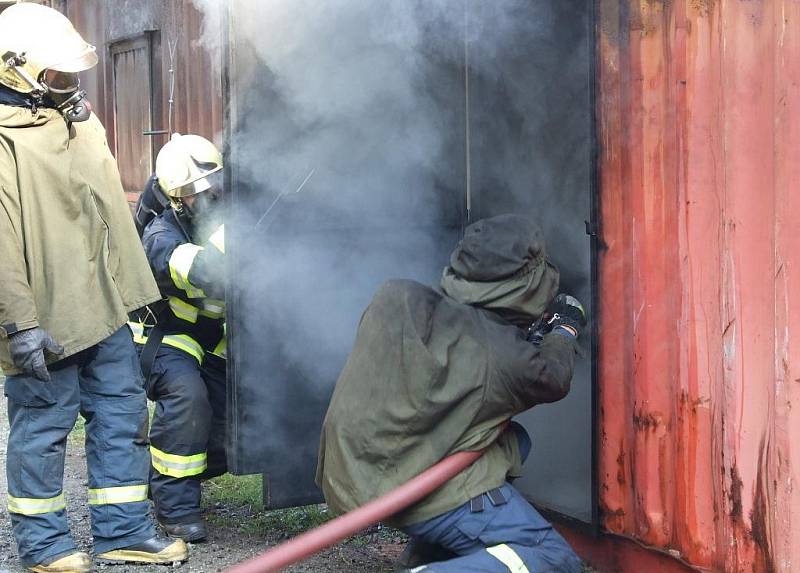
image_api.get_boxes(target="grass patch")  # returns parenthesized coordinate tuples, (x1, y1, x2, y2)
(202, 474, 334, 536)
(68, 414, 86, 444)
(203, 473, 263, 508)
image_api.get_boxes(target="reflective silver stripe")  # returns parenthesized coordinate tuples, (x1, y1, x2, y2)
(8, 493, 65, 515)
(168, 296, 199, 323)
(88, 484, 148, 505)
(486, 544, 530, 573)
(150, 445, 208, 478)
(169, 243, 206, 298)
(199, 298, 225, 319)
(208, 224, 225, 254)
(162, 334, 204, 364)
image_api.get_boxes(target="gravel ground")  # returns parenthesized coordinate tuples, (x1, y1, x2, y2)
(0, 378, 400, 573)
(0, 378, 599, 572)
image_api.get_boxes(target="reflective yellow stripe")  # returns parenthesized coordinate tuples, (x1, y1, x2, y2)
(208, 224, 225, 254)
(88, 484, 148, 505)
(211, 335, 227, 359)
(168, 296, 199, 324)
(486, 544, 530, 573)
(199, 298, 225, 319)
(162, 334, 204, 364)
(150, 446, 207, 478)
(128, 321, 148, 345)
(8, 493, 65, 515)
(169, 243, 206, 298)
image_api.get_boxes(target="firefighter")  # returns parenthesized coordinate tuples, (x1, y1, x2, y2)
(317, 214, 586, 572)
(0, 4, 188, 572)
(131, 133, 227, 543)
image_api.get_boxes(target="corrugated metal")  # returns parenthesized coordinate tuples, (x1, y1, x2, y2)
(596, 1, 800, 571)
(64, 0, 224, 202)
(159, 1, 224, 142)
(110, 39, 153, 194)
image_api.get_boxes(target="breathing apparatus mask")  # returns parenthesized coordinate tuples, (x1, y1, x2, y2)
(180, 172, 224, 222)
(41, 69, 91, 122)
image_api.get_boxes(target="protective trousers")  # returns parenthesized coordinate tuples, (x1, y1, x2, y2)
(401, 423, 582, 573)
(146, 345, 227, 525)
(4, 327, 156, 567)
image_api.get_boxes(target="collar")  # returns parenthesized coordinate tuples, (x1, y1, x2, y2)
(0, 84, 39, 110)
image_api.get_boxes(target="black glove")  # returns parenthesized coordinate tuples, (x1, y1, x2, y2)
(8, 327, 64, 381)
(547, 294, 587, 338)
(526, 294, 587, 343)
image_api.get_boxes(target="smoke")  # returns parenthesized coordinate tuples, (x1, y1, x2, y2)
(191, 0, 592, 504)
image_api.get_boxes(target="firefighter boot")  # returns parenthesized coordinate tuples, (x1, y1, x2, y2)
(28, 552, 91, 573)
(159, 519, 207, 543)
(396, 539, 456, 570)
(96, 536, 188, 564)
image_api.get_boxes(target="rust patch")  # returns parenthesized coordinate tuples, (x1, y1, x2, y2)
(728, 465, 743, 519)
(689, 0, 714, 16)
(633, 408, 661, 431)
(601, 506, 626, 532)
(617, 444, 627, 485)
(750, 438, 775, 572)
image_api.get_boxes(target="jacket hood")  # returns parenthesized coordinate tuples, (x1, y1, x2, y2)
(0, 103, 62, 128)
(440, 214, 559, 325)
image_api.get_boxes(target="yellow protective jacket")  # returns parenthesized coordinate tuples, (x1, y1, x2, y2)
(0, 105, 160, 374)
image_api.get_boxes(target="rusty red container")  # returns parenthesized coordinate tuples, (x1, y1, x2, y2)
(573, 1, 800, 571)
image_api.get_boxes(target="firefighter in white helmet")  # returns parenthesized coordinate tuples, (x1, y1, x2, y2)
(0, 4, 187, 572)
(130, 133, 227, 543)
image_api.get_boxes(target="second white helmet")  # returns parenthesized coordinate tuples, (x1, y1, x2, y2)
(155, 133, 223, 199)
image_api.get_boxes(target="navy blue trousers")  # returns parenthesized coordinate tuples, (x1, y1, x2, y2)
(145, 345, 227, 524)
(401, 424, 582, 572)
(4, 327, 155, 566)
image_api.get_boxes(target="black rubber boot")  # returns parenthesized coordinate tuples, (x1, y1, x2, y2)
(396, 539, 456, 570)
(159, 519, 207, 543)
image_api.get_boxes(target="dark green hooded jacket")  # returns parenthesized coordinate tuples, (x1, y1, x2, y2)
(316, 214, 578, 526)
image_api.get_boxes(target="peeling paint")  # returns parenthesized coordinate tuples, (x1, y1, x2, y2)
(729, 465, 743, 519)
(597, 0, 799, 570)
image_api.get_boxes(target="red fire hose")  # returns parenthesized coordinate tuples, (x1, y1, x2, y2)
(225, 449, 485, 573)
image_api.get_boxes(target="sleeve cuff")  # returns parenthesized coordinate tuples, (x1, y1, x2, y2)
(0, 319, 39, 338)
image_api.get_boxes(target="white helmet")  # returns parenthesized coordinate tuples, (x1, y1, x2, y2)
(156, 133, 223, 199)
(0, 3, 97, 95)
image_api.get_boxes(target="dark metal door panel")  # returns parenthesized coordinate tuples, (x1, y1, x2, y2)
(462, 0, 595, 526)
(225, 0, 595, 524)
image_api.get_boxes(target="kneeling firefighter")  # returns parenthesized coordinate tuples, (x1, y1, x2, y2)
(317, 214, 586, 572)
(130, 133, 227, 543)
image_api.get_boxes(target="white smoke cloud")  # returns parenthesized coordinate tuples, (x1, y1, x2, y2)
(190, 1, 592, 513)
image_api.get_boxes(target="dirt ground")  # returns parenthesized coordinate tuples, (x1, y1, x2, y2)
(0, 378, 598, 573)
(0, 379, 402, 573)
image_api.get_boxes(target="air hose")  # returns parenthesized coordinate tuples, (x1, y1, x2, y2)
(225, 449, 485, 573)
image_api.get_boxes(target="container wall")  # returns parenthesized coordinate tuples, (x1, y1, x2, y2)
(596, 1, 800, 571)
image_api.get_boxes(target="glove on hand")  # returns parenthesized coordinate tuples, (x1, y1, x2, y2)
(526, 293, 587, 343)
(547, 294, 587, 338)
(8, 327, 64, 381)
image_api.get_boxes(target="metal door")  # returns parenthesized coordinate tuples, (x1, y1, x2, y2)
(110, 36, 155, 199)
(225, 0, 596, 526)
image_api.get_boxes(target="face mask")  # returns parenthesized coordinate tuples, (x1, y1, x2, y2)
(42, 71, 92, 122)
